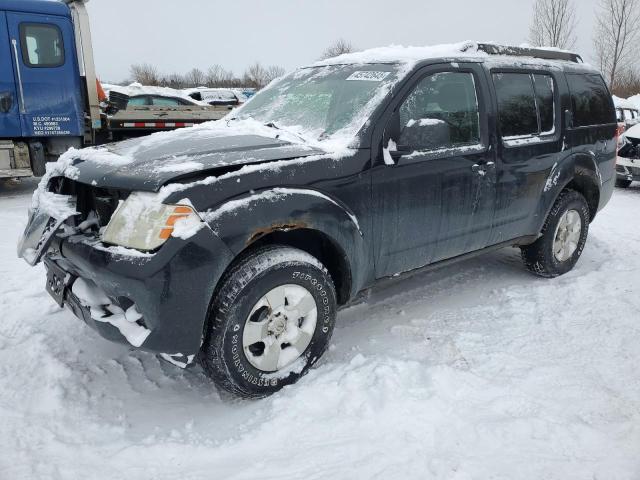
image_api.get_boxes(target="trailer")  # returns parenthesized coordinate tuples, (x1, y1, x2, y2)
(0, 0, 226, 178)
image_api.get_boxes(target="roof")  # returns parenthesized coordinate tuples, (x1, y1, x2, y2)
(313, 41, 586, 69)
(0, 0, 70, 17)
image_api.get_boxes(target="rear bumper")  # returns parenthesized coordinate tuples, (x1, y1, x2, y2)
(47, 225, 234, 361)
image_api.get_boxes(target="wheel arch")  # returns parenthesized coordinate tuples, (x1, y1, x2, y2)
(204, 187, 367, 306)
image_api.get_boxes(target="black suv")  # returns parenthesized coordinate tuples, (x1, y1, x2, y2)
(19, 43, 616, 398)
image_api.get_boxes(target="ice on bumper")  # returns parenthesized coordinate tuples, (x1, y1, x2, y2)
(71, 278, 151, 348)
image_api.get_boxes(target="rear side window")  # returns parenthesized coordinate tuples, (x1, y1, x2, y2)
(151, 96, 188, 106)
(566, 74, 615, 127)
(20, 24, 64, 68)
(493, 72, 556, 139)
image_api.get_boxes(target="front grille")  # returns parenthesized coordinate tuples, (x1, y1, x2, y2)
(48, 177, 127, 229)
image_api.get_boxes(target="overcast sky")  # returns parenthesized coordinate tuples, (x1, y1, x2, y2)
(85, 0, 600, 83)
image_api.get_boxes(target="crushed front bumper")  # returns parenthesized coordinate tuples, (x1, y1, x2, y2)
(43, 226, 234, 363)
(617, 156, 640, 182)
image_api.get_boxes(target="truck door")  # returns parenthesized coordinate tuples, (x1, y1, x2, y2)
(6, 12, 84, 139)
(0, 12, 22, 137)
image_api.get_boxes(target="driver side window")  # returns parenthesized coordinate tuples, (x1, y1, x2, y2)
(399, 71, 480, 151)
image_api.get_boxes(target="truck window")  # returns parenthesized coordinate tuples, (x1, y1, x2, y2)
(533, 74, 555, 134)
(493, 72, 556, 139)
(20, 24, 64, 68)
(566, 74, 615, 127)
(398, 71, 480, 150)
(151, 96, 189, 106)
(127, 96, 150, 107)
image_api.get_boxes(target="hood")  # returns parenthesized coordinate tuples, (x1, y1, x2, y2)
(67, 127, 325, 192)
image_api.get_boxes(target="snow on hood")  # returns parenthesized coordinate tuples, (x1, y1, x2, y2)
(623, 123, 640, 140)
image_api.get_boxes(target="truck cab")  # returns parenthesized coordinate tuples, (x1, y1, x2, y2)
(0, 0, 86, 177)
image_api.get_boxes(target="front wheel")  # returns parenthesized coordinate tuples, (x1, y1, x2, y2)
(200, 245, 337, 398)
(521, 190, 590, 278)
(616, 178, 632, 188)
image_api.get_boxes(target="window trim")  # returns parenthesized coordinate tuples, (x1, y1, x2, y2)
(491, 69, 559, 148)
(391, 67, 487, 159)
(19, 22, 65, 69)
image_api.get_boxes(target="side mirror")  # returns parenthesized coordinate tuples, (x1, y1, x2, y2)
(564, 109, 574, 129)
(0, 92, 12, 113)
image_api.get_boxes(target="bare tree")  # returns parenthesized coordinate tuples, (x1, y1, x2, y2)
(265, 65, 286, 84)
(243, 62, 270, 89)
(129, 63, 160, 85)
(184, 68, 206, 87)
(529, 0, 578, 49)
(319, 39, 354, 60)
(593, 0, 640, 87)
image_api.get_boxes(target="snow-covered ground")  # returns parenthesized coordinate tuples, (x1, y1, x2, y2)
(1, 178, 639, 480)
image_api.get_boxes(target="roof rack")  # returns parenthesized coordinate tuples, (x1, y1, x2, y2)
(474, 43, 583, 64)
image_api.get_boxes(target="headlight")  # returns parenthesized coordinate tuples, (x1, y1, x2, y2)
(102, 192, 202, 251)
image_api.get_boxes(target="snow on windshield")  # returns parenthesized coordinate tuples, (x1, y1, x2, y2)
(235, 64, 404, 149)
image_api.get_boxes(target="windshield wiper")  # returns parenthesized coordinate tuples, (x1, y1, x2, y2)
(263, 122, 311, 145)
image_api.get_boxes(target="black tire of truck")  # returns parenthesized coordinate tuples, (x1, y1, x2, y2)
(199, 245, 337, 399)
(521, 189, 590, 278)
(615, 178, 632, 188)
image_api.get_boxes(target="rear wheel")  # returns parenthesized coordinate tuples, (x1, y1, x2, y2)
(616, 178, 632, 188)
(521, 190, 590, 278)
(200, 245, 337, 398)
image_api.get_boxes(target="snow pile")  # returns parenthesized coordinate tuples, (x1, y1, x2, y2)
(72, 277, 151, 348)
(1, 179, 640, 478)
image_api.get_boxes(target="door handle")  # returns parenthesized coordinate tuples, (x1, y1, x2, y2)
(11, 39, 26, 114)
(0, 92, 12, 113)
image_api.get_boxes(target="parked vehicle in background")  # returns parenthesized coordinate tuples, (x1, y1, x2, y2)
(616, 123, 640, 188)
(18, 42, 617, 399)
(0, 0, 225, 179)
(613, 96, 640, 139)
(185, 88, 249, 106)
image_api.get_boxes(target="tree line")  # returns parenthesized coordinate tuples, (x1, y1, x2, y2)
(127, 40, 355, 90)
(529, 0, 640, 97)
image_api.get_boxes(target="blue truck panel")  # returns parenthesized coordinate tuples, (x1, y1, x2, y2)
(0, 11, 21, 137)
(5, 10, 84, 138)
(0, 0, 71, 18)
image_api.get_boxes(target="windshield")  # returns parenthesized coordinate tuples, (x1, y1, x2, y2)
(235, 64, 402, 144)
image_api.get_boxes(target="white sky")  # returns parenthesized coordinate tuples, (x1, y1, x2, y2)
(85, 0, 600, 83)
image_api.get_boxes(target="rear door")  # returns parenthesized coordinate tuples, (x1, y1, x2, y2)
(488, 69, 565, 243)
(0, 11, 22, 137)
(6, 11, 83, 138)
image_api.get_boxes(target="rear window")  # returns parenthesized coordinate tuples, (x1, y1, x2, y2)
(567, 74, 615, 127)
(493, 72, 556, 138)
(20, 23, 64, 68)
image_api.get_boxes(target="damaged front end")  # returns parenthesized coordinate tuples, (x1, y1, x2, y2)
(17, 175, 235, 369)
(617, 133, 640, 183)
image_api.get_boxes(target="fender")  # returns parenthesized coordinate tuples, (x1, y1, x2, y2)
(201, 187, 369, 299)
(536, 151, 601, 233)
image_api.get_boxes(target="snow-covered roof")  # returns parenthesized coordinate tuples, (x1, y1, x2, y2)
(312, 41, 582, 68)
(623, 94, 640, 111)
(102, 83, 206, 105)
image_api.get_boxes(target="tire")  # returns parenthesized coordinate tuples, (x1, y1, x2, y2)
(616, 178, 632, 188)
(521, 189, 590, 278)
(200, 245, 337, 399)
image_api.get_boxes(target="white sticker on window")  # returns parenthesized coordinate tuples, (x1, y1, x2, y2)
(346, 71, 390, 82)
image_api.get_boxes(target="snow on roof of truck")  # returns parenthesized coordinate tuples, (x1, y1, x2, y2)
(0, 0, 70, 16)
(614, 95, 639, 110)
(313, 41, 584, 68)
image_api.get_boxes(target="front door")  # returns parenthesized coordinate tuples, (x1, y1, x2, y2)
(372, 64, 497, 278)
(6, 11, 84, 139)
(0, 12, 22, 137)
